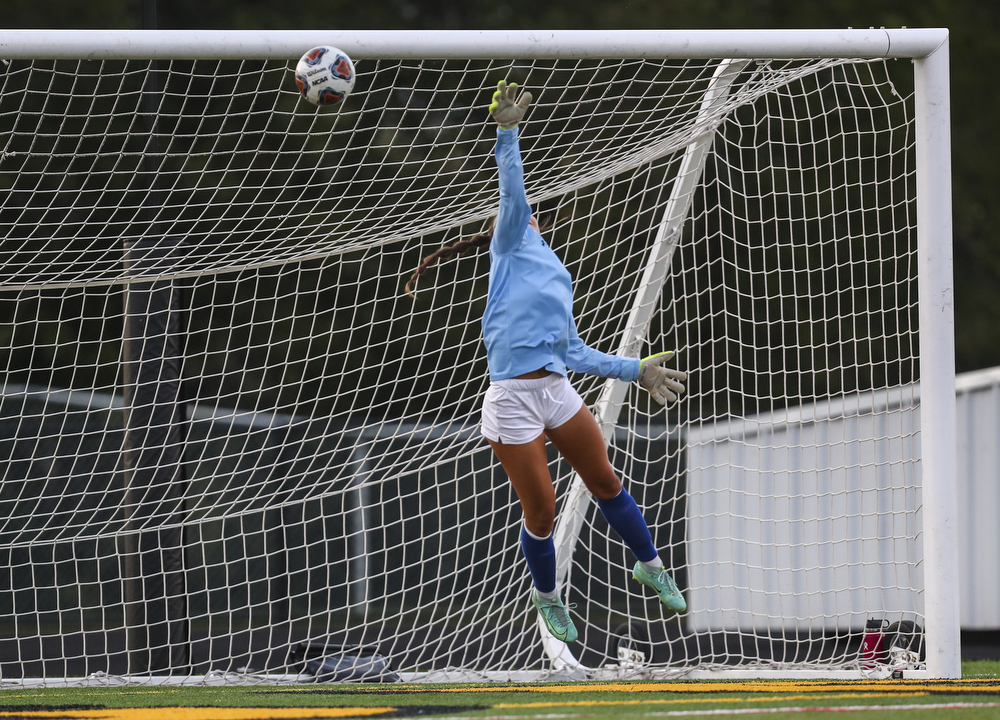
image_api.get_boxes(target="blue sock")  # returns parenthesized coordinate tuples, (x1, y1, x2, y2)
(520, 525, 556, 594)
(597, 488, 658, 563)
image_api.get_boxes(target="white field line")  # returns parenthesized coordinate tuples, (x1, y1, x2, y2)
(646, 702, 1000, 716)
(399, 706, 999, 720)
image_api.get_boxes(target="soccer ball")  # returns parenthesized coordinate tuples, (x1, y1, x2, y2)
(295, 46, 356, 106)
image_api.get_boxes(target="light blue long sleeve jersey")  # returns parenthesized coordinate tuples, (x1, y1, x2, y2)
(482, 127, 641, 383)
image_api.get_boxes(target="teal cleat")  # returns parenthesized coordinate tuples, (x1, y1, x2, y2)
(531, 589, 579, 643)
(632, 561, 687, 613)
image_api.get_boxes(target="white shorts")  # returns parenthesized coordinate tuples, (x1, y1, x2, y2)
(480, 374, 585, 445)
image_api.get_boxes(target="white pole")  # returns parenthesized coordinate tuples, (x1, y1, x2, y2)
(346, 435, 373, 619)
(914, 37, 961, 679)
(555, 57, 749, 584)
(542, 60, 748, 669)
(0, 28, 948, 60)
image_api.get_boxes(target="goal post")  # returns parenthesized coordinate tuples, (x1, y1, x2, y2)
(912, 37, 960, 680)
(0, 29, 958, 684)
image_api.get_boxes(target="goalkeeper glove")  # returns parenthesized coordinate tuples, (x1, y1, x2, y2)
(637, 351, 687, 406)
(489, 80, 531, 129)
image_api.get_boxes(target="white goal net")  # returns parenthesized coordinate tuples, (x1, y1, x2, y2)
(0, 30, 958, 684)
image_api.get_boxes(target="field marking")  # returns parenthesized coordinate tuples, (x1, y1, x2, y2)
(645, 702, 1000, 716)
(438, 681, 1000, 695)
(392, 708, 1000, 720)
(0, 708, 396, 719)
(493, 693, 931, 709)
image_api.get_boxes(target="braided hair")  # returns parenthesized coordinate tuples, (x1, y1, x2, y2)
(404, 228, 494, 297)
(404, 215, 553, 297)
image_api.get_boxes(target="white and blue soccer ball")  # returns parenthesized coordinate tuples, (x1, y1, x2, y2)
(295, 46, 356, 106)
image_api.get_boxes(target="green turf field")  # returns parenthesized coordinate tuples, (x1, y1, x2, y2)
(0, 660, 997, 720)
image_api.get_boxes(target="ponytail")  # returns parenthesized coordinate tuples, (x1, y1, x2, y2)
(404, 228, 493, 297)
(403, 214, 553, 297)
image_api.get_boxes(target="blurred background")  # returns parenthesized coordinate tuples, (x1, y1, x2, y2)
(4, 0, 998, 376)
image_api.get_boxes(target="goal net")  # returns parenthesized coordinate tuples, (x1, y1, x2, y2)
(0, 30, 958, 684)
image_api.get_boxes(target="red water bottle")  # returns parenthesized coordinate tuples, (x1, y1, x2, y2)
(861, 618, 888, 668)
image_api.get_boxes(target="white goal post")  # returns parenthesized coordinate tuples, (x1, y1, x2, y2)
(0, 29, 958, 684)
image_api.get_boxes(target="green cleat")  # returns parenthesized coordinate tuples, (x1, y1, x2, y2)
(531, 589, 579, 643)
(632, 561, 687, 613)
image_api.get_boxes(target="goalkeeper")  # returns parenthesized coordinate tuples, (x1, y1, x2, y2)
(408, 81, 688, 643)
(482, 80, 690, 644)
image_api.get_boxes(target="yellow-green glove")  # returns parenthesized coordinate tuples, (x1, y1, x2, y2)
(637, 351, 687, 406)
(489, 80, 532, 129)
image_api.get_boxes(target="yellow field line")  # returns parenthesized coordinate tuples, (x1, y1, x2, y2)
(0, 708, 396, 720)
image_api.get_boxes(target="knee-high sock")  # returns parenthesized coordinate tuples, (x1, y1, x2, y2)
(520, 524, 556, 594)
(596, 488, 658, 563)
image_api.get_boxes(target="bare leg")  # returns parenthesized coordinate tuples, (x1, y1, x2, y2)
(547, 403, 664, 568)
(487, 433, 555, 537)
(544, 404, 622, 501)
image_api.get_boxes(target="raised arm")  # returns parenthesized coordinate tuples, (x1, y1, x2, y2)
(489, 81, 533, 255)
(493, 129, 531, 254)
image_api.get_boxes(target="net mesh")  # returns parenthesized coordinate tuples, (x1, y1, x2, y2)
(0, 52, 923, 683)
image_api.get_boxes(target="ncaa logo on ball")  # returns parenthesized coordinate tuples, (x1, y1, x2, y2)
(295, 46, 356, 106)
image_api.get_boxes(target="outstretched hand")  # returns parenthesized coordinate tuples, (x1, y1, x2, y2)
(637, 351, 687, 406)
(489, 80, 531, 129)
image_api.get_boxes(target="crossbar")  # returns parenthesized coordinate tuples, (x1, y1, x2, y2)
(0, 28, 947, 60)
